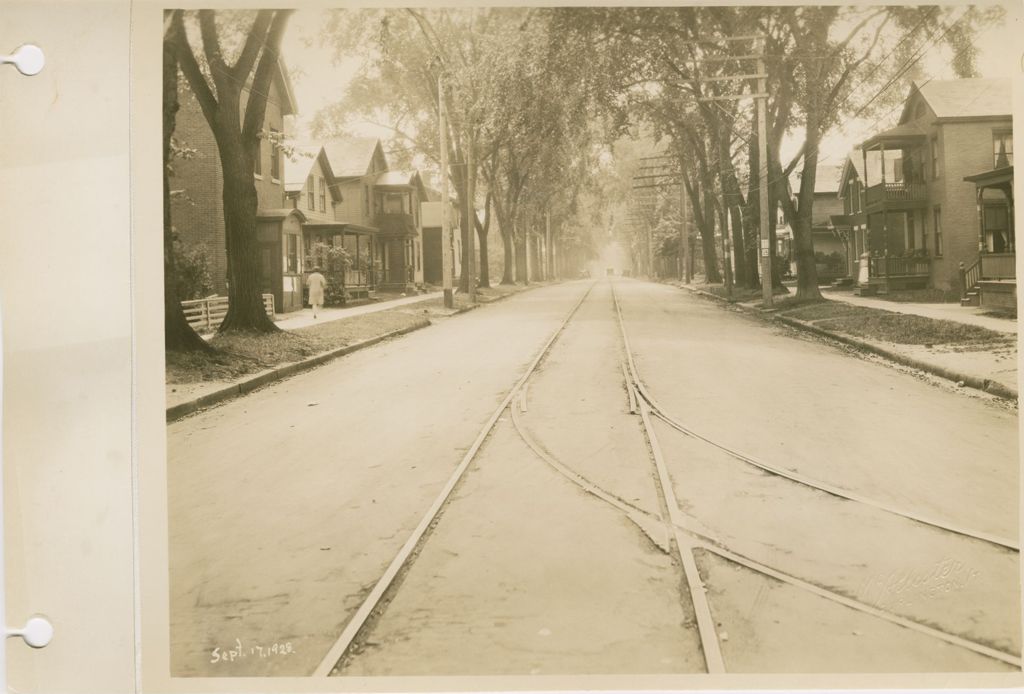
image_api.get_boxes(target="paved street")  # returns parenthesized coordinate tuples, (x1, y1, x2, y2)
(168, 279, 1019, 677)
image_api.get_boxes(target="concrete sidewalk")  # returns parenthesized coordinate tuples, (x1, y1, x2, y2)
(273, 291, 443, 331)
(823, 291, 1016, 335)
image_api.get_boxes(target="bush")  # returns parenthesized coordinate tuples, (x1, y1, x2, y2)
(171, 236, 214, 300)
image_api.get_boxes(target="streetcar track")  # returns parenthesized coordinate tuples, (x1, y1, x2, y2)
(609, 279, 1020, 553)
(505, 278, 1020, 670)
(509, 355, 1022, 669)
(311, 281, 597, 677)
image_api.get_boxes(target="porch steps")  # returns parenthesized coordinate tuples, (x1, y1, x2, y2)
(960, 287, 981, 307)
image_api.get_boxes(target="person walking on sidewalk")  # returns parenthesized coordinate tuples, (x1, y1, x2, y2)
(307, 266, 326, 319)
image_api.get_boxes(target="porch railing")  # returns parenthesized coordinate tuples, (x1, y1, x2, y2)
(864, 181, 928, 206)
(980, 252, 1016, 280)
(870, 256, 931, 277)
(182, 294, 275, 333)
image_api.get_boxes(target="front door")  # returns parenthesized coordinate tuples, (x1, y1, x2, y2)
(258, 240, 282, 311)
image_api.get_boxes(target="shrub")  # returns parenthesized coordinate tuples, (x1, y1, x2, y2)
(171, 236, 214, 300)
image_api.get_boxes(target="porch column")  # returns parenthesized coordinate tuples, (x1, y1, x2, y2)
(976, 186, 986, 254)
(1009, 188, 1015, 252)
(355, 233, 360, 286)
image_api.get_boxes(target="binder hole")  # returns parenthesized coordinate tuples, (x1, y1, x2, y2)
(2, 44, 44, 76)
(19, 616, 53, 649)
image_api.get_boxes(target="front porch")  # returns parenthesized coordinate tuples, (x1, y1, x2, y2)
(376, 212, 418, 291)
(855, 127, 933, 295)
(961, 164, 1015, 309)
(302, 222, 379, 305)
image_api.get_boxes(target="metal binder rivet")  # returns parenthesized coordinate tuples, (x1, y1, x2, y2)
(0, 45, 44, 76)
(7, 616, 53, 649)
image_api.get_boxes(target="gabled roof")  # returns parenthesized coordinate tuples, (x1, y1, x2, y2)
(284, 145, 341, 202)
(244, 56, 298, 116)
(791, 163, 842, 196)
(901, 78, 1011, 122)
(837, 148, 865, 198)
(323, 138, 387, 178)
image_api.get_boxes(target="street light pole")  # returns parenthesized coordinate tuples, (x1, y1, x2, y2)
(757, 49, 772, 307)
(467, 131, 476, 303)
(438, 68, 454, 309)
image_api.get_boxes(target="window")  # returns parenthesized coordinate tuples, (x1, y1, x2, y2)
(307, 176, 315, 210)
(269, 128, 280, 181)
(993, 130, 1013, 168)
(319, 176, 326, 212)
(930, 136, 941, 179)
(933, 206, 943, 256)
(364, 185, 370, 215)
(253, 139, 262, 177)
(985, 204, 1011, 252)
(286, 234, 299, 273)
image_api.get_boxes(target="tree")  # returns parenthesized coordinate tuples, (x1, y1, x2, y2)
(164, 12, 213, 353)
(171, 9, 293, 332)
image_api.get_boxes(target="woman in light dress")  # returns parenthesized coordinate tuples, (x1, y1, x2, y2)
(306, 266, 327, 319)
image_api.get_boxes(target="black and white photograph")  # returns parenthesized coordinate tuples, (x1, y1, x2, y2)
(158, 3, 1021, 683)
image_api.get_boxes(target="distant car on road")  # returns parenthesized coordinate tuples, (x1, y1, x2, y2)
(605, 267, 614, 276)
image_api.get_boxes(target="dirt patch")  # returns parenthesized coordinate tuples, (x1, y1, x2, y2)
(166, 310, 427, 385)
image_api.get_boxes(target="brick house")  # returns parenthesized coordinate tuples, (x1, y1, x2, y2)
(835, 78, 1013, 299)
(170, 58, 300, 311)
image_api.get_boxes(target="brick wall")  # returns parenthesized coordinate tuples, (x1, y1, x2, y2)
(931, 118, 1012, 289)
(169, 81, 287, 296)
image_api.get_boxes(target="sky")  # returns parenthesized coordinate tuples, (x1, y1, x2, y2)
(280, 4, 1023, 176)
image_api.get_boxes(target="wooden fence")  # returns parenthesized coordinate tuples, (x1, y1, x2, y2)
(182, 294, 275, 333)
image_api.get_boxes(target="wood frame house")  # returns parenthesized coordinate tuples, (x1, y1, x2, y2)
(322, 139, 427, 294)
(842, 78, 1013, 298)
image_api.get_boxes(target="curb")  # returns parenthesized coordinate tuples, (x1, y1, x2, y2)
(675, 283, 1018, 403)
(166, 319, 431, 423)
(165, 284, 553, 422)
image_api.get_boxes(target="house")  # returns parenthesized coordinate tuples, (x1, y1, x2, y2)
(841, 78, 1013, 299)
(323, 139, 426, 293)
(421, 185, 463, 286)
(283, 145, 375, 305)
(170, 57, 302, 311)
(789, 165, 847, 282)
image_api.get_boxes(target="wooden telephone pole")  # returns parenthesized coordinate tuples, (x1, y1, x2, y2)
(438, 69, 454, 308)
(692, 34, 772, 307)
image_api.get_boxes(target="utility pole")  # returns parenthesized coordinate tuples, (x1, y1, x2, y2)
(438, 68, 454, 308)
(756, 46, 772, 307)
(692, 33, 772, 307)
(545, 212, 552, 280)
(679, 177, 690, 283)
(467, 131, 476, 303)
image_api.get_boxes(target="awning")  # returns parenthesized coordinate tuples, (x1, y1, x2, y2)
(862, 122, 927, 150)
(302, 222, 378, 237)
(963, 165, 1013, 189)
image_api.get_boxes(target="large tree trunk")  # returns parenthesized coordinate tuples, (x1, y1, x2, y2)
(218, 129, 278, 332)
(477, 224, 490, 288)
(514, 223, 529, 284)
(164, 18, 212, 353)
(500, 230, 515, 284)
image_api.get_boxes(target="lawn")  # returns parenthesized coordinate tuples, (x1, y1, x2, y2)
(781, 301, 1010, 347)
(166, 309, 429, 384)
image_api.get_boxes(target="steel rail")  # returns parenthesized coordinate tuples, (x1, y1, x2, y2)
(609, 280, 1019, 553)
(505, 299, 1021, 668)
(311, 280, 597, 677)
(511, 405, 1022, 668)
